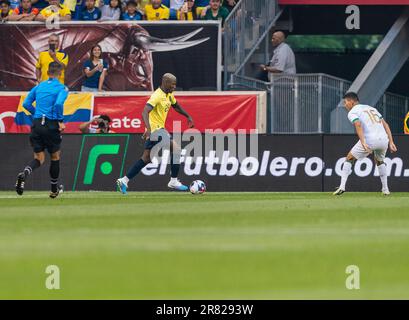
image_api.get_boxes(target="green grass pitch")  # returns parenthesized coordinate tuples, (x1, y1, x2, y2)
(1, 191, 409, 299)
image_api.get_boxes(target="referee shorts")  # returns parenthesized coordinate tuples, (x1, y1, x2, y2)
(30, 118, 62, 154)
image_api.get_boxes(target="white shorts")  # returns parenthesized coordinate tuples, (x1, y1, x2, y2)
(350, 140, 388, 162)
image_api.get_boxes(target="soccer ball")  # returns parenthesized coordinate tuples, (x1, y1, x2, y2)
(189, 180, 206, 194)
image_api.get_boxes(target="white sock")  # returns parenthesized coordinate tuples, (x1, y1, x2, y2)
(378, 163, 388, 190)
(170, 177, 178, 182)
(122, 176, 129, 184)
(340, 161, 352, 190)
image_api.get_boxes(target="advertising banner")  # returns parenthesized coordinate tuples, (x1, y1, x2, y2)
(94, 94, 259, 133)
(0, 134, 407, 192)
(0, 22, 220, 91)
(0, 92, 263, 133)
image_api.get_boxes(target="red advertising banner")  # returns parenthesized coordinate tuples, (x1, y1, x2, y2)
(0, 93, 259, 134)
(279, 0, 409, 4)
(0, 96, 20, 133)
(94, 95, 258, 133)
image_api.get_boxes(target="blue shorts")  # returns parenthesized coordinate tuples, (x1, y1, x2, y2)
(144, 128, 172, 150)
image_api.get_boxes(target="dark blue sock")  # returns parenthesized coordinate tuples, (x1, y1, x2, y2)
(170, 154, 180, 178)
(126, 159, 147, 180)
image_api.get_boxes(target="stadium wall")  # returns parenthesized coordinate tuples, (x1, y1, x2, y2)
(0, 134, 408, 192)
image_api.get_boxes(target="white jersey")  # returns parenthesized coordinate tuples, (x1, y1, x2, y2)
(347, 104, 388, 146)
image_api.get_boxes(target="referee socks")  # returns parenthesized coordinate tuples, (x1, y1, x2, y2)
(23, 159, 41, 178)
(50, 160, 60, 193)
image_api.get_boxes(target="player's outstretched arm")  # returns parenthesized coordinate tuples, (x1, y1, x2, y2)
(381, 119, 397, 153)
(354, 120, 371, 153)
(172, 102, 194, 128)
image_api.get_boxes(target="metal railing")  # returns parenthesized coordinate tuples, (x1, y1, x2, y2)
(223, 0, 281, 87)
(229, 73, 409, 134)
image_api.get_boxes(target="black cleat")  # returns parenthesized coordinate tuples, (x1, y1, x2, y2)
(49, 185, 63, 199)
(15, 172, 25, 196)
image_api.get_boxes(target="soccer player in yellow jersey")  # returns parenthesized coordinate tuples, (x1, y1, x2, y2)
(117, 73, 194, 194)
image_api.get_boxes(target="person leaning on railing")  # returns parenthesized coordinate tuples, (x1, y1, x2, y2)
(144, 0, 170, 20)
(177, 0, 197, 20)
(200, 0, 229, 27)
(100, 0, 121, 21)
(0, 0, 13, 21)
(35, 0, 72, 21)
(7, 0, 39, 21)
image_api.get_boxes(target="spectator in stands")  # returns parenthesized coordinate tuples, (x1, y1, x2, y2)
(0, 0, 12, 21)
(222, 0, 236, 13)
(145, 0, 169, 20)
(79, 115, 113, 134)
(8, 0, 39, 20)
(82, 45, 108, 92)
(36, 0, 72, 21)
(122, 0, 142, 20)
(35, 33, 69, 84)
(177, 0, 197, 20)
(32, 0, 50, 10)
(137, 0, 150, 15)
(169, 0, 184, 20)
(194, 0, 208, 16)
(260, 31, 296, 80)
(9, 0, 19, 10)
(200, 0, 228, 26)
(100, 0, 121, 21)
(77, 0, 101, 20)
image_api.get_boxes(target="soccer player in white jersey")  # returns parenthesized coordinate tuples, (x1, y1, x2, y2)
(333, 92, 398, 196)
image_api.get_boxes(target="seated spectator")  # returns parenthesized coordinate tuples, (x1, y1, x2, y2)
(145, 0, 169, 21)
(222, 0, 236, 13)
(100, 0, 121, 21)
(79, 115, 113, 134)
(200, 0, 228, 26)
(122, 0, 142, 20)
(194, 0, 208, 16)
(177, 0, 197, 21)
(0, 0, 12, 21)
(77, 0, 101, 20)
(169, 0, 184, 20)
(82, 45, 108, 92)
(8, 0, 39, 21)
(31, 0, 50, 10)
(137, 0, 150, 15)
(36, 0, 72, 21)
(9, 0, 19, 10)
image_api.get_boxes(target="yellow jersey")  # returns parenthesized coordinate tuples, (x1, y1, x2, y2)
(147, 87, 176, 132)
(145, 4, 170, 21)
(404, 112, 409, 134)
(35, 51, 69, 84)
(177, 10, 194, 20)
(39, 4, 71, 18)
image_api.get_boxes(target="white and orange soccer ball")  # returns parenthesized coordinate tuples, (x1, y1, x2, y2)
(189, 180, 206, 194)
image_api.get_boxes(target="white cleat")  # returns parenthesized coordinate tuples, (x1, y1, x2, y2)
(116, 178, 128, 195)
(167, 178, 188, 191)
(333, 187, 345, 196)
(382, 189, 390, 196)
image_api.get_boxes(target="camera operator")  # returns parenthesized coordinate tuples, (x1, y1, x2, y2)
(79, 114, 114, 134)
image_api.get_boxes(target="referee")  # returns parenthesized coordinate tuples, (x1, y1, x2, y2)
(15, 62, 69, 198)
